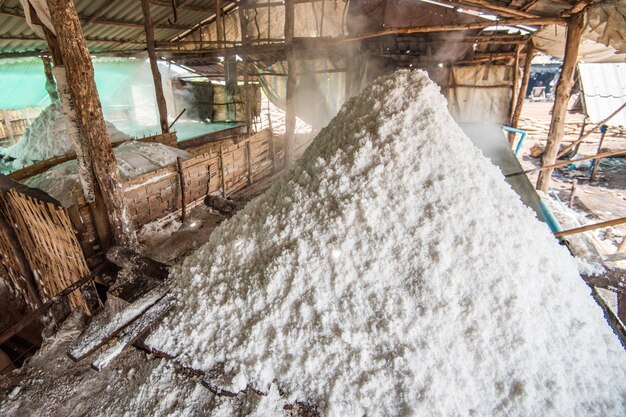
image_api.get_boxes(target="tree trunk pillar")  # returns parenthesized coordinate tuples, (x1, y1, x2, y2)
(536, 13, 584, 192)
(46, 0, 138, 249)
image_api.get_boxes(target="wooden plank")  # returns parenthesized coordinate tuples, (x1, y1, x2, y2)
(68, 284, 169, 361)
(91, 293, 175, 371)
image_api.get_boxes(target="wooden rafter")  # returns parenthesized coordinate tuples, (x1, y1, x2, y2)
(337, 17, 565, 42)
(150, 0, 214, 12)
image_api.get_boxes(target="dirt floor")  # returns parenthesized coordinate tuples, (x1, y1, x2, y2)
(516, 101, 626, 256)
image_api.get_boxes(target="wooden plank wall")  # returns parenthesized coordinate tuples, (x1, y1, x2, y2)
(123, 129, 274, 226)
(0, 189, 91, 312)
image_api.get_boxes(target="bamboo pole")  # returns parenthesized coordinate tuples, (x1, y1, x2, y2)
(176, 157, 187, 221)
(536, 13, 584, 192)
(216, 0, 224, 48)
(508, 42, 534, 142)
(554, 217, 626, 238)
(557, 101, 626, 158)
(508, 44, 522, 145)
(141, 0, 170, 135)
(506, 148, 626, 178)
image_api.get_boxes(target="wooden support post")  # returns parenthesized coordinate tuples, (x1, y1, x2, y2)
(536, 13, 584, 192)
(508, 42, 534, 144)
(141, 0, 170, 134)
(46, 0, 138, 249)
(246, 140, 253, 185)
(239, 1, 252, 134)
(216, 0, 224, 48)
(40, 54, 59, 102)
(507, 44, 521, 145)
(568, 179, 577, 208)
(176, 157, 187, 221)
(219, 145, 226, 197)
(589, 125, 608, 182)
(1, 110, 14, 143)
(284, 0, 296, 168)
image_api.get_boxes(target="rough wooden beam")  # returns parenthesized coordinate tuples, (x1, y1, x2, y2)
(68, 284, 169, 361)
(555, 217, 626, 238)
(151, 0, 213, 12)
(46, 0, 138, 249)
(536, 13, 584, 192)
(432, 0, 538, 18)
(521, 0, 541, 12)
(90, 293, 174, 371)
(142, 0, 170, 135)
(338, 17, 566, 43)
(564, 0, 594, 16)
(216, 0, 224, 48)
(87, 16, 192, 30)
(459, 0, 538, 18)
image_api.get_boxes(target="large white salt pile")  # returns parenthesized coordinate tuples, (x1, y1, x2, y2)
(147, 70, 626, 416)
(1, 102, 129, 169)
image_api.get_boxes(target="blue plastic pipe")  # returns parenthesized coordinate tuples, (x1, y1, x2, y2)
(502, 126, 528, 156)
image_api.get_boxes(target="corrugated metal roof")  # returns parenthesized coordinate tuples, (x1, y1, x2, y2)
(0, 0, 232, 56)
(578, 62, 626, 127)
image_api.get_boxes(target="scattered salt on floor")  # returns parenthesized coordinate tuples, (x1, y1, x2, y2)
(144, 70, 626, 416)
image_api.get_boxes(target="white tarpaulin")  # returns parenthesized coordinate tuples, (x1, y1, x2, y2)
(447, 65, 514, 125)
(533, 1, 626, 63)
(578, 62, 626, 127)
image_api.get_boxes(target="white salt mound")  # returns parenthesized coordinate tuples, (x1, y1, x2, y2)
(2, 101, 129, 169)
(148, 70, 626, 416)
(23, 141, 190, 206)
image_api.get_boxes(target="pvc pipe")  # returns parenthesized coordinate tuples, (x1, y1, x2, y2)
(502, 126, 528, 156)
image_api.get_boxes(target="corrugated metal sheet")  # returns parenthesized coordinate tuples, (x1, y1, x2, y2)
(0, 0, 230, 55)
(578, 62, 626, 127)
